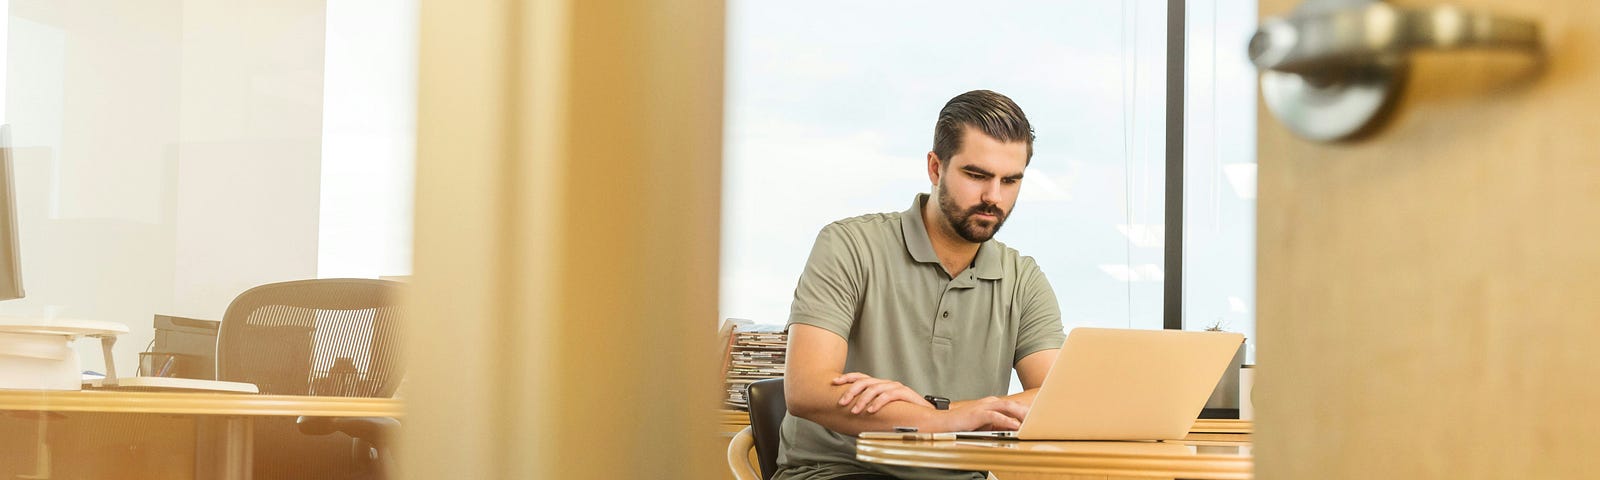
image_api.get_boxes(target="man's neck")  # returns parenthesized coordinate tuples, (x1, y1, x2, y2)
(921, 197, 981, 278)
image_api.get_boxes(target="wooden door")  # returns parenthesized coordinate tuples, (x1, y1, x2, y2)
(1255, 0, 1600, 477)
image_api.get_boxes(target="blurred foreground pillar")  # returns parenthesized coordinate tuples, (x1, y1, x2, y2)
(405, 0, 724, 478)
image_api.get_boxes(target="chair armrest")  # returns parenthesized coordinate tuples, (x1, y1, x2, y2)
(727, 427, 760, 480)
(295, 416, 401, 446)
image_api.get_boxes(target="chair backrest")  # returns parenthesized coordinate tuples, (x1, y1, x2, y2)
(216, 278, 405, 397)
(746, 377, 786, 480)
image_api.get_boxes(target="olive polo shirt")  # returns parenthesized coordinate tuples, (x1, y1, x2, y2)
(774, 194, 1066, 480)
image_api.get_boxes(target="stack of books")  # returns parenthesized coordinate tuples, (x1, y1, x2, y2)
(719, 319, 788, 410)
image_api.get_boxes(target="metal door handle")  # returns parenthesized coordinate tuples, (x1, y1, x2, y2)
(1252, 3, 1540, 73)
(1251, 0, 1543, 142)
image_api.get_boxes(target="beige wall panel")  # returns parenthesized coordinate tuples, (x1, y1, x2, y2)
(1256, 0, 1600, 478)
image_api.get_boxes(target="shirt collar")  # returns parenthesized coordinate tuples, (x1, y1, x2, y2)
(901, 194, 1004, 280)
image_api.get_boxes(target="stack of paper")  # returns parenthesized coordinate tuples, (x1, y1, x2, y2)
(83, 376, 259, 393)
(720, 322, 788, 410)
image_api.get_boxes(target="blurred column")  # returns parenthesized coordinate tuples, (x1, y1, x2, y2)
(406, 0, 724, 478)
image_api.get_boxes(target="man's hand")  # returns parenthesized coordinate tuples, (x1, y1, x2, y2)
(830, 373, 1028, 432)
(832, 372, 934, 414)
(946, 396, 1030, 432)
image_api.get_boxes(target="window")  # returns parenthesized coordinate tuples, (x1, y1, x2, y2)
(1182, 0, 1257, 362)
(722, 0, 1172, 332)
(724, 0, 1260, 362)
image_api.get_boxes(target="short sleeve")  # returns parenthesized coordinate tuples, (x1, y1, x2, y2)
(787, 223, 864, 340)
(1013, 256, 1065, 364)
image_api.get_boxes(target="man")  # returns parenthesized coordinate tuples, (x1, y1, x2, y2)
(775, 90, 1066, 480)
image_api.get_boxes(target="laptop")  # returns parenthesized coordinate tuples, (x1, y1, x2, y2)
(954, 327, 1244, 441)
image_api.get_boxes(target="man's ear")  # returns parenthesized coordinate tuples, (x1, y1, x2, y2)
(926, 151, 942, 186)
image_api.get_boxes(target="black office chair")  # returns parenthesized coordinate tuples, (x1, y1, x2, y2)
(746, 378, 787, 480)
(216, 278, 405, 480)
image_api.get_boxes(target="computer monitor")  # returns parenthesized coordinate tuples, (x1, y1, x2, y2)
(0, 125, 24, 300)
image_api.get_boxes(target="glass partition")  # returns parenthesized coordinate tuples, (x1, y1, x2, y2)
(0, 0, 415, 375)
(1, 1, 417, 477)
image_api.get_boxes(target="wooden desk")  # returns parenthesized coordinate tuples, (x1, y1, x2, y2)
(0, 389, 403, 480)
(856, 420, 1252, 480)
(717, 411, 1251, 440)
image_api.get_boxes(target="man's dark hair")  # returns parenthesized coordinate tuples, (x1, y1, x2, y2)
(932, 90, 1035, 168)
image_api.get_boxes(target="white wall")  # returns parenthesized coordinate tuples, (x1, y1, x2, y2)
(173, 0, 327, 318)
(317, 0, 416, 279)
(3, 0, 328, 374)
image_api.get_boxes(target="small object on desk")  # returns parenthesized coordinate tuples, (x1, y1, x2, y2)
(1239, 364, 1255, 420)
(860, 431, 956, 441)
(953, 431, 1021, 441)
(151, 314, 220, 379)
(83, 376, 259, 393)
(139, 352, 192, 378)
(894, 426, 918, 432)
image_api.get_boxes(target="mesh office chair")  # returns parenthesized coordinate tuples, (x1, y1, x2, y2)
(216, 278, 405, 479)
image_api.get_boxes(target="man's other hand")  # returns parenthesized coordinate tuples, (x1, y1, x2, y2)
(832, 372, 934, 414)
(947, 396, 1029, 432)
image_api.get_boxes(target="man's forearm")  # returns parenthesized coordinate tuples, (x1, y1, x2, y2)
(792, 394, 949, 436)
(794, 390, 1042, 436)
(1003, 388, 1040, 406)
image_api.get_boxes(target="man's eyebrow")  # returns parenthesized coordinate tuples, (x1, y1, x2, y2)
(961, 164, 1024, 180)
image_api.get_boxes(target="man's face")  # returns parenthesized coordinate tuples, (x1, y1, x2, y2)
(930, 127, 1028, 243)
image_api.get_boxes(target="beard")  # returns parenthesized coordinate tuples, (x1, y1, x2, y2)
(936, 180, 1009, 243)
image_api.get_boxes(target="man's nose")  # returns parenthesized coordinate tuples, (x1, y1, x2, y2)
(981, 181, 1004, 205)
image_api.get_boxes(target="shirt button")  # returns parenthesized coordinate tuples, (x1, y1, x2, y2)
(942, 311, 949, 318)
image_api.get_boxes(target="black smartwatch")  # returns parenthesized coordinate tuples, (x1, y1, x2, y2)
(923, 395, 950, 410)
